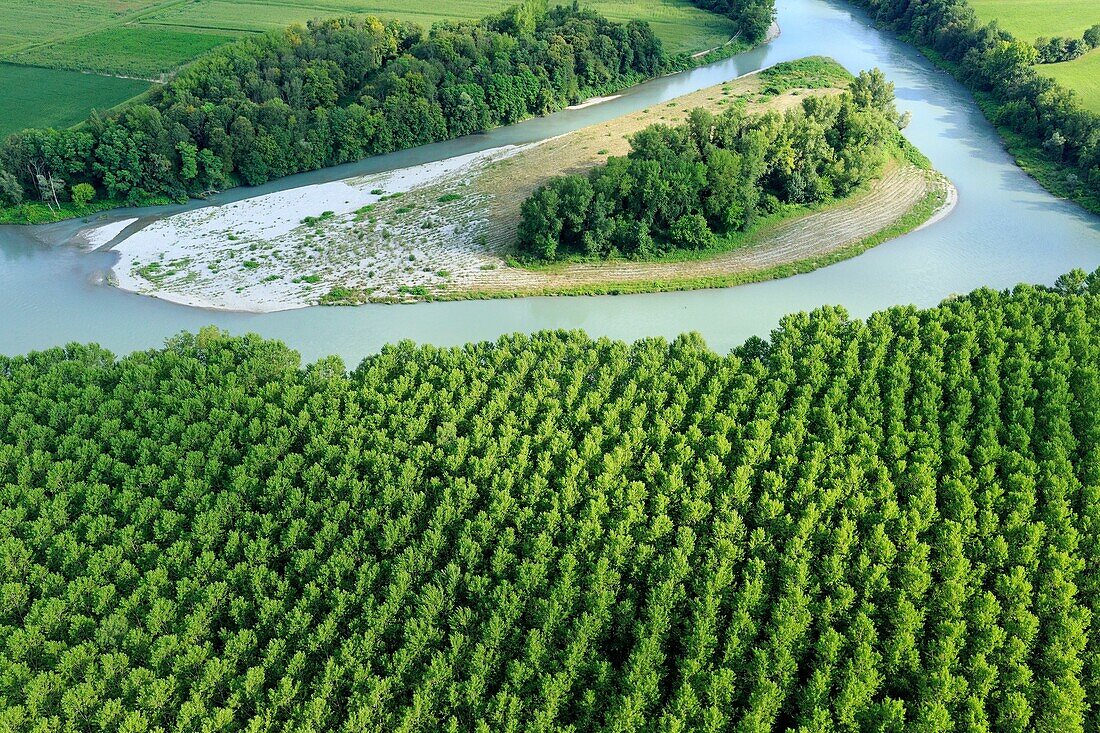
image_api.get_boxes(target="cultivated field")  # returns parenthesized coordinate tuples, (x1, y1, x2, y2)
(1042, 49, 1100, 114)
(0, 63, 149, 137)
(13, 26, 234, 79)
(968, 0, 1099, 111)
(2, 0, 737, 78)
(968, 0, 1096, 40)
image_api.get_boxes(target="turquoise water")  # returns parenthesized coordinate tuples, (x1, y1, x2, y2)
(1, 0, 1097, 362)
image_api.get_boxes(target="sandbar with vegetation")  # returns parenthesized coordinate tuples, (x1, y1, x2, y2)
(97, 58, 953, 310)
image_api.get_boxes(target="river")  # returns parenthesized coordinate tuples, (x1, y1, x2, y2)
(1, 0, 1097, 362)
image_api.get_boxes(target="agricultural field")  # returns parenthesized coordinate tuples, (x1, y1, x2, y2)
(1, 0, 737, 79)
(10, 26, 235, 79)
(3, 277, 1100, 730)
(0, 0, 167, 55)
(139, 0, 738, 54)
(967, 0, 1100, 119)
(0, 63, 149, 138)
(1042, 49, 1100, 114)
(968, 0, 1096, 40)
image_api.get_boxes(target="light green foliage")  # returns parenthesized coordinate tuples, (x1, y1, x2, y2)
(0, 63, 148, 137)
(70, 182, 94, 207)
(2, 275, 1100, 729)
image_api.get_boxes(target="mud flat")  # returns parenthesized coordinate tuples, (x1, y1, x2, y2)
(99, 58, 952, 311)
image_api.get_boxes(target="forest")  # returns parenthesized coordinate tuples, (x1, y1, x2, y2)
(841, 0, 1100, 210)
(3, 270, 1100, 730)
(517, 69, 906, 261)
(0, 1, 666, 218)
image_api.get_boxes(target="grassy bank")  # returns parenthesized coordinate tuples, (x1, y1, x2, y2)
(966, 0, 1100, 119)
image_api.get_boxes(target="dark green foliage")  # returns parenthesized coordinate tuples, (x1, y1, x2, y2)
(841, 0, 1100, 203)
(0, 3, 666, 210)
(517, 70, 899, 261)
(3, 274, 1100, 729)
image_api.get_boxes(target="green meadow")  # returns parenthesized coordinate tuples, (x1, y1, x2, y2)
(968, 0, 1099, 114)
(1042, 48, 1100, 114)
(0, 63, 149, 138)
(968, 0, 1096, 40)
(139, 0, 737, 55)
(10, 26, 235, 79)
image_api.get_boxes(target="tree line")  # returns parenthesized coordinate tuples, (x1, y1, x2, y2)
(1033, 24, 1100, 64)
(0, 1, 666, 215)
(841, 0, 1100, 210)
(3, 270, 1100, 730)
(517, 67, 905, 261)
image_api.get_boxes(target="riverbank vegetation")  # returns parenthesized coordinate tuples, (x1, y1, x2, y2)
(517, 67, 908, 261)
(3, 272, 1100, 729)
(842, 0, 1100, 213)
(0, 2, 669, 223)
(103, 59, 946, 310)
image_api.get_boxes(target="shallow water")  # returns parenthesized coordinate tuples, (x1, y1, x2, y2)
(1, 0, 1097, 363)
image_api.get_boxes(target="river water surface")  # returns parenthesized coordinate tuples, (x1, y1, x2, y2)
(1, 0, 1097, 362)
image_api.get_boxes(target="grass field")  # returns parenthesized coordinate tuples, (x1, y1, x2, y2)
(1041, 48, 1100, 113)
(0, 0, 737, 78)
(967, 0, 1099, 116)
(968, 0, 1097, 41)
(0, 63, 150, 137)
(0, 0, 166, 54)
(9, 26, 235, 79)
(138, 0, 738, 54)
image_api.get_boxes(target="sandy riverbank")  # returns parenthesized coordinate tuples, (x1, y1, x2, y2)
(107, 146, 532, 310)
(73, 217, 138, 250)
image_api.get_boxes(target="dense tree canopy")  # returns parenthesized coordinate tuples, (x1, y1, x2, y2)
(3, 271, 1100, 730)
(0, 2, 665, 211)
(517, 68, 903, 261)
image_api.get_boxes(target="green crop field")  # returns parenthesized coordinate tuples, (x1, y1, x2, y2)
(967, 1, 1099, 118)
(9, 26, 236, 78)
(0, 0, 166, 55)
(0, 63, 149, 138)
(138, 0, 737, 54)
(969, 0, 1097, 40)
(1041, 48, 1100, 114)
(1, 0, 736, 77)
